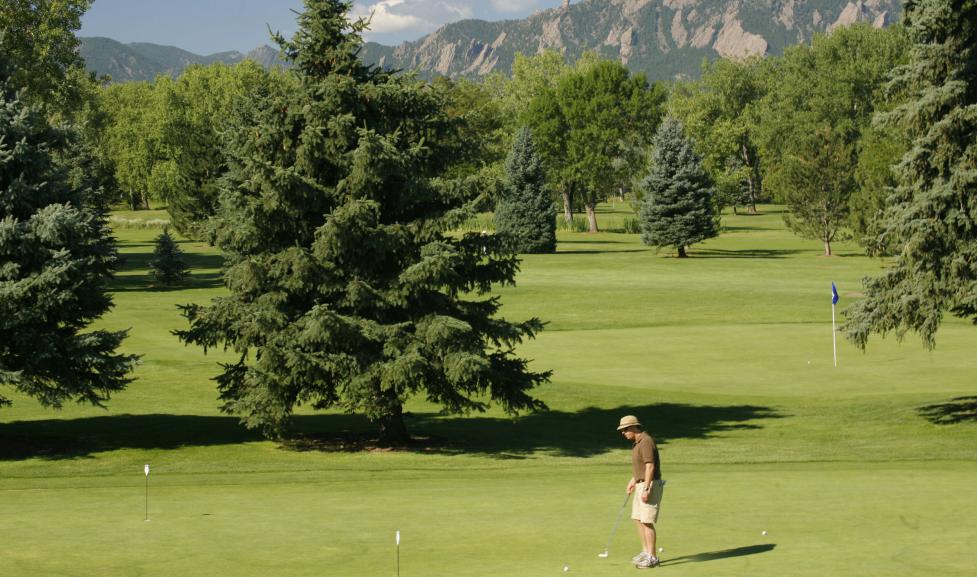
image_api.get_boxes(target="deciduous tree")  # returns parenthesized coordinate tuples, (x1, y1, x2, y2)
(155, 62, 274, 237)
(529, 58, 664, 233)
(670, 57, 768, 214)
(779, 124, 856, 256)
(756, 24, 909, 254)
(0, 0, 92, 114)
(850, 121, 906, 255)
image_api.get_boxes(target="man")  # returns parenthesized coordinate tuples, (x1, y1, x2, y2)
(618, 415, 663, 569)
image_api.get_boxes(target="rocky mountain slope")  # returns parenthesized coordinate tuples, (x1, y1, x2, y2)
(80, 0, 900, 83)
(359, 0, 901, 80)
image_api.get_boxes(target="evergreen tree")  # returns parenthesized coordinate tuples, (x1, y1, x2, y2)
(0, 56, 136, 409)
(638, 117, 719, 257)
(847, 0, 977, 349)
(149, 228, 189, 286)
(494, 127, 556, 253)
(177, 0, 550, 444)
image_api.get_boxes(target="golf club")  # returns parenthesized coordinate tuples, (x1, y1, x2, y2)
(597, 492, 631, 558)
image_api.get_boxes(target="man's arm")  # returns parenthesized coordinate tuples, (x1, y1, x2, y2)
(641, 461, 655, 502)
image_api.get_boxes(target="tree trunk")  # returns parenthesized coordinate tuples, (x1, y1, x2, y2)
(677, 245, 688, 258)
(742, 141, 760, 214)
(823, 239, 832, 256)
(585, 201, 599, 233)
(377, 399, 410, 446)
(562, 188, 573, 227)
(745, 171, 759, 214)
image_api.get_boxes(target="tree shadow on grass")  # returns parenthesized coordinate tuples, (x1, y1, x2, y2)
(556, 249, 649, 255)
(110, 250, 225, 292)
(0, 402, 781, 461)
(917, 396, 977, 424)
(0, 413, 262, 460)
(661, 544, 776, 566)
(285, 402, 782, 458)
(557, 239, 649, 255)
(721, 225, 766, 233)
(110, 271, 224, 292)
(691, 248, 804, 259)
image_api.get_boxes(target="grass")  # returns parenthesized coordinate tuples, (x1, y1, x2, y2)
(1, 205, 975, 576)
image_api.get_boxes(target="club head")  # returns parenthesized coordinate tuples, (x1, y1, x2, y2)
(597, 551, 609, 558)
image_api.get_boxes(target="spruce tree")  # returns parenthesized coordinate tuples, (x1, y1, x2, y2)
(0, 56, 135, 409)
(638, 117, 719, 257)
(149, 228, 189, 286)
(847, 0, 977, 349)
(177, 0, 550, 444)
(494, 127, 557, 253)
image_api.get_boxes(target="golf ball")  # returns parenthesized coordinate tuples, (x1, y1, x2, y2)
(658, 547, 664, 553)
(563, 565, 570, 572)
(762, 530, 768, 536)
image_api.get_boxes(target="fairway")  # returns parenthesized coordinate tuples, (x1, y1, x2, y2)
(2, 206, 975, 577)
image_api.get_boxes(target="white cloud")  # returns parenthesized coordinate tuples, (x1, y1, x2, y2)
(352, 0, 424, 34)
(352, 1, 558, 43)
(490, 0, 541, 12)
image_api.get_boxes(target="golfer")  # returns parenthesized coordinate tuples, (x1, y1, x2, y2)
(618, 415, 663, 569)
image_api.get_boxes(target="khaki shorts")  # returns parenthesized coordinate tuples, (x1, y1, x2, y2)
(631, 480, 664, 525)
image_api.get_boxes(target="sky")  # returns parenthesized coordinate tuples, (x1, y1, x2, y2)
(79, 0, 568, 55)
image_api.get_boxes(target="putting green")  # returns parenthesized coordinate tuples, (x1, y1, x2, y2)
(2, 462, 974, 576)
(1, 206, 975, 576)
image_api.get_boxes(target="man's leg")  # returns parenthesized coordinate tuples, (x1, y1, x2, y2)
(640, 522, 656, 556)
(631, 519, 650, 564)
(633, 523, 660, 568)
(633, 519, 646, 553)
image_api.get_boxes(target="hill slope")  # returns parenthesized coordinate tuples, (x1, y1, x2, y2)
(79, 37, 285, 82)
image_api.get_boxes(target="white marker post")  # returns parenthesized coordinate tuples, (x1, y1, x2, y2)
(396, 530, 401, 577)
(831, 282, 839, 367)
(144, 464, 150, 521)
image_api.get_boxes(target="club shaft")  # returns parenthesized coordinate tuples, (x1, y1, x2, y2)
(602, 493, 631, 552)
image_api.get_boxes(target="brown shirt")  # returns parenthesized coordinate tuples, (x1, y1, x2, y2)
(631, 432, 662, 482)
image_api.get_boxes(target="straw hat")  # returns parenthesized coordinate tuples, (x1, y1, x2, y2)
(617, 415, 642, 431)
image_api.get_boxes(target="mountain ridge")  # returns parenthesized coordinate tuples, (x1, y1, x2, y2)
(79, 36, 285, 82)
(359, 0, 900, 80)
(80, 0, 900, 83)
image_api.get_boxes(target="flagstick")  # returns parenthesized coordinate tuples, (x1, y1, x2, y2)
(832, 302, 838, 368)
(144, 464, 150, 522)
(396, 530, 400, 577)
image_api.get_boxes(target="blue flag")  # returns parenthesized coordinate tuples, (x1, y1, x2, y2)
(831, 282, 839, 305)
